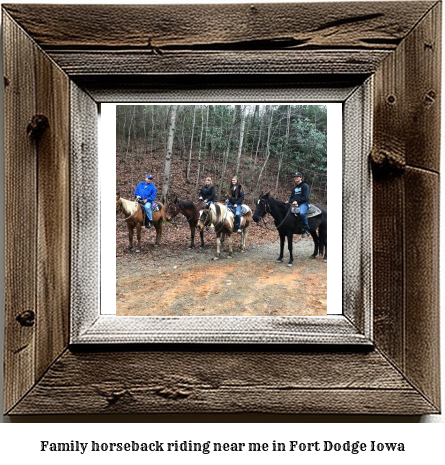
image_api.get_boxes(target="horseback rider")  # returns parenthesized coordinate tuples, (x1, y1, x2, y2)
(134, 174, 156, 228)
(288, 172, 310, 238)
(225, 176, 245, 233)
(198, 177, 215, 204)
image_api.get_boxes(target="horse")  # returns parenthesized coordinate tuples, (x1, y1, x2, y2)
(116, 194, 164, 251)
(165, 197, 205, 249)
(253, 192, 327, 266)
(196, 202, 252, 260)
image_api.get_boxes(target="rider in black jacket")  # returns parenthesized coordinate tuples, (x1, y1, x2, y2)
(225, 176, 245, 233)
(198, 177, 215, 204)
(288, 172, 310, 238)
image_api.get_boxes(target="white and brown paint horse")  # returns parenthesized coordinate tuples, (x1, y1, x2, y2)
(196, 202, 252, 260)
(116, 194, 164, 251)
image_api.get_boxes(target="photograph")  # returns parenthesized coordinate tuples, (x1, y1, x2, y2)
(115, 104, 330, 317)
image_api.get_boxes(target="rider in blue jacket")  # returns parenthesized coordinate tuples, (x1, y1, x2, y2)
(135, 174, 157, 228)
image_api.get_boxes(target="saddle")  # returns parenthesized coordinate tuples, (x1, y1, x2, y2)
(291, 204, 321, 218)
(136, 199, 161, 212)
(151, 201, 161, 212)
(136, 200, 161, 227)
(227, 204, 251, 216)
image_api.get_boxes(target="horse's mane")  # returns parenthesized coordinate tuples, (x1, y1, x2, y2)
(179, 200, 196, 210)
(120, 197, 139, 215)
(269, 195, 291, 212)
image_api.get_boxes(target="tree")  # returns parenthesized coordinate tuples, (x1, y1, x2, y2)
(235, 105, 246, 176)
(275, 105, 291, 193)
(186, 105, 196, 183)
(255, 106, 274, 194)
(161, 105, 178, 206)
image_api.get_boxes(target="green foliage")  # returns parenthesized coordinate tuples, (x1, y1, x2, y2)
(116, 103, 328, 196)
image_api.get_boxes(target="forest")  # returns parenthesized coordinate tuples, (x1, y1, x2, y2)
(116, 104, 327, 205)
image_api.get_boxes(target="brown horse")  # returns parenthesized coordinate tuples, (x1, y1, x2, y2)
(196, 202, 252, 260)
(116, 194, 164, 251)
(165, 197, 204, 249)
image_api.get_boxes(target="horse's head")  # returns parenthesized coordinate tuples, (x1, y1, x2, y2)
(196, 203, 211, 232)
(116, 193, 123, 214)
(253, 192, 270, 223)
(165, 196, 179, 221)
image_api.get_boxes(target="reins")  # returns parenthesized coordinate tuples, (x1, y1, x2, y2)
(258, 197, 292, 230)
(117, 200, 140, 222)
(203, 204, 228, 234)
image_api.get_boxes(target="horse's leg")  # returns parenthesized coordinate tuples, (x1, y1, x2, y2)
(309, 229, 319, 259)
(214, 234, 221, 260)
(319, 222, 327, 262)
(199, 230, 204, 248)
(287, 233, 294, 267)
(127, 225, 133, 251)
(227, 233, 233, 258)
(241, 226, 249, 252)
(277, 233, 285, 262)
(154, 219, 162, 247)
(189, 224, 195, 249)
(135, 223, 142, 252)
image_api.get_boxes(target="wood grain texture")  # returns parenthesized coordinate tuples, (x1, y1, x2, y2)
(70, 83, 99, 339)
(3, 12, 38, 414)
(2, 2, 435, 50)
(404, 168, 440, 408)
(35, 36, 71, 382)
(2, 2, 441, 416)
(342, 80, 372, 336)
(372, 3, 441, 411)
(46, 50, 390, 76)
(3, 11, 71, 412)
(8, 349, 437, 415)
(404, 2, 441, 171)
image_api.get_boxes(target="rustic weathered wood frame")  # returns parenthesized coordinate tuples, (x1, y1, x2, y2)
(3, 2, 441, 415)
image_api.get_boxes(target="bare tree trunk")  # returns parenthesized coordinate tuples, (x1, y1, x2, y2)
(186, 105, 197, 183)
(255, 107, 274, 194)
(150, 106, 155, 172)
(219, 106, 238, 196)
(235, 105, 246, 177)
(161, 105, 178, 206)
(195, 105, 209, 198)
(253, 107, 264, 167)
(126, 105, 136, 157)
(275, 105, 291, 194)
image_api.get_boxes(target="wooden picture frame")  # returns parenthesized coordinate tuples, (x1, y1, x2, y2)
(2, 2, 440, 415)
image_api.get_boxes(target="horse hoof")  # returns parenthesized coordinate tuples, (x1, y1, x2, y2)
(287, 263, 293, 267)
(213, 256, 219, 261)
(228, 255, 232, 259)
(310, 255, 316, 259)
(136, 249, 141, 253)
(154, 244, 158, 248)
(277, 259, 283, 263)
(323, 259, 327, 263)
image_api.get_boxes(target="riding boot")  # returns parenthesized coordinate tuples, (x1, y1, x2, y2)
(234, 217, 240, 232)
(301, 229, 309, 239)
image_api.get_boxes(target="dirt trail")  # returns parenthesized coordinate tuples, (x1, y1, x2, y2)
(116, 237, 327, 317)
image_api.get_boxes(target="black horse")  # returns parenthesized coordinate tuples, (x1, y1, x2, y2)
(253, 192, 327, 266)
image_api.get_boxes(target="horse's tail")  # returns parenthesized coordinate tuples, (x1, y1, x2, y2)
(318, 208, 327, 256)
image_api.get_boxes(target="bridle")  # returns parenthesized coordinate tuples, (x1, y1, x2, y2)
(116, 199, 140, 222)
(167, 201, 198, 226)
(199, 204, 228, 234)
(257, 196, 292, 230)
